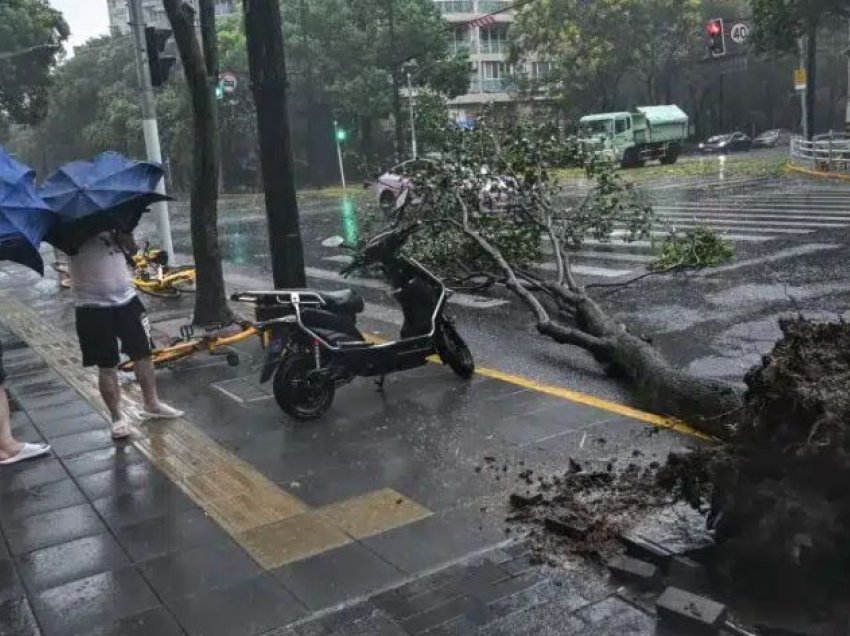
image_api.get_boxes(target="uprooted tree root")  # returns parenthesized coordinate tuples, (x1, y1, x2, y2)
(660, 318, 850, 603)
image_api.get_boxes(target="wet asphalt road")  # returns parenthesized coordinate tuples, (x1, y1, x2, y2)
(138, 155, 850, 411)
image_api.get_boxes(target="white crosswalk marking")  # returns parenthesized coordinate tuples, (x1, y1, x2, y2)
(316, 184, 847, 297)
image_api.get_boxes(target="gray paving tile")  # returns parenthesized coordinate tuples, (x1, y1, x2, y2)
(0, 596, 40, 636)
(114, 507, 230, 563)
(16, 390, 80, 411)
(32, 567, 160, 636)
(92, 484, 196, 530)
(0, 478, 86, 523)
(26, 400, 97, 424)
(140, 539, 261, 602)
(76, 463, 168, 501)
(0, 457, 68, 495)
(2, 503, 107, 556)
(362, 514, 496, 576)
(16, 532, 130, 592)
(166, 575, 307, 636)
(0, 559, 23, 604)
(49, 428, 118, 458)
(273, 542, 405, 611)
(63, 445, 147, 478)
(36, 412, 109, 440)
(88, 606, 185, 636)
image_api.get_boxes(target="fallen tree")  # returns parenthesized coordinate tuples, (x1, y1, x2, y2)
(372, 114, 742, 437)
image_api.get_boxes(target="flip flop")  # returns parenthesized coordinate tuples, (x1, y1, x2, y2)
(140, 405, 184, 420)
(111, 419, 132, 440)
(0, 442, 51, 466)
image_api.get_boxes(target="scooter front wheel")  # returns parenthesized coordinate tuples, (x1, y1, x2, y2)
(437, 321, 475, 379)
(273, 353, 335, 421)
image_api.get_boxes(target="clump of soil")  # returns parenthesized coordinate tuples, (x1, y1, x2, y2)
(661, 319, 850, 602)
(504, 461, 669, 564)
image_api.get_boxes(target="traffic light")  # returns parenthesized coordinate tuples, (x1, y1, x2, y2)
(707, 18, 726, 58)
(144, 26, 177, 87)
(335, 127, 348, 143)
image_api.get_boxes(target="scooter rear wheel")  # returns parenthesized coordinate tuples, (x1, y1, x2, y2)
(273, 353, 335, 421)
(437, 321, 475, 379)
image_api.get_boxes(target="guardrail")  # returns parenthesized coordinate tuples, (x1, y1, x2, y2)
(790, 133, 850, 174)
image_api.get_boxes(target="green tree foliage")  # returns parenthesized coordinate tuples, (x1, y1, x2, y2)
(0, 0, 68, 124)
(511, 0, 700, 114)
(751, 0, 850, 53)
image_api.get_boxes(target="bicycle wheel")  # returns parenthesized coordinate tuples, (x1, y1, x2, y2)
(117, 342, 198, 371)
(135, 279, 181, 298)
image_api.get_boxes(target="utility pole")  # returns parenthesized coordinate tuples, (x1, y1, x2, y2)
(127, 0, 174, 262)
(407, 72, 418, 159)
(242, 0, 306, 288)
(805, 25, 817, 140)
(799, 37, 809, 139)
(845, 20, 850, 133)
(387, 0, 403, 161)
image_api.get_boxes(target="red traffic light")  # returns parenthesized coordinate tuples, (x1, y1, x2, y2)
(707, 20, 722, 36)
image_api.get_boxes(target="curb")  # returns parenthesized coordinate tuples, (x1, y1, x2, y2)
(786, 162, 850, 183)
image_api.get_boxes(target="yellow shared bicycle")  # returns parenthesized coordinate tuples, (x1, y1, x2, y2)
(118, 320, 262, 372)
(131, 243, 197, 298)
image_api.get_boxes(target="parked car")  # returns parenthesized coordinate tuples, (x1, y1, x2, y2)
(367, 158, 514, 215)
(699, 132, 752, 154)
(753, 129, 789, 149)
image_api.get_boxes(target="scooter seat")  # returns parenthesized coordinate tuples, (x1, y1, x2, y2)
(317, 289, 365, 314)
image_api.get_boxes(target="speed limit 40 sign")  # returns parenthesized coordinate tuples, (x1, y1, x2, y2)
(730, 22, 750, 45)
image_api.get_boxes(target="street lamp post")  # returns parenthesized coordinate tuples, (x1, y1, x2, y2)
(407, 72, 418, 159)
(334, 121, 347, 190)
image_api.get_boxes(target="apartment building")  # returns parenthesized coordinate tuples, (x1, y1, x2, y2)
(106, 0, 238, 33)
(436, 0, 548, 122)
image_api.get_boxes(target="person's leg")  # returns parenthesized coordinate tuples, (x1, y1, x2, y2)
(0, 386, 23, 460)
(121, 298, 182, 419)
(77, 307, 127, 437)
(98, 367, 123, 422)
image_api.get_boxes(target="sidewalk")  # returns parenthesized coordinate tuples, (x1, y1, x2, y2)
(0, 262, 699, 635)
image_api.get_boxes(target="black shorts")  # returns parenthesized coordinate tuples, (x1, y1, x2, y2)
(0, 336, 5, 386)
(75, 297, 153, 368)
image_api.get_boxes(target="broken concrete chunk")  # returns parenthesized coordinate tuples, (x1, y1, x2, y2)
(606, 554, 661, 589)
(543, 515, 594, 541)
(621, 534, 673, 571)
(656, 587, 727, 635)
(509, 493, 543, 509)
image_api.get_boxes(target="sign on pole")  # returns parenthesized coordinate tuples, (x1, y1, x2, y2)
(729, 22, 749, 45)
(220, 71, 238, 94)
(795, 68, 807, 91)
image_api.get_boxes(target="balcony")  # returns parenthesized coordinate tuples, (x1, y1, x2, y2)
(478, 0, 512, 11)
(435, 0, 474, 14)
(479, 40, 508, 55)
(480, 77, 514, 93)
(449, 40, 473, 55)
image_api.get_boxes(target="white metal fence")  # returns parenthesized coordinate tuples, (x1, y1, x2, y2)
(790, 133, 850, 174)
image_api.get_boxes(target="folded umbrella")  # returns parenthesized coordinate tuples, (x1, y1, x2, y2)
(0, 146, 55, 275)
(41, 151, 169, 254)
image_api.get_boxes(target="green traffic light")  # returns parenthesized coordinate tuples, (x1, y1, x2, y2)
(335, 128, 347, 143)
(215, 84, 224, 100)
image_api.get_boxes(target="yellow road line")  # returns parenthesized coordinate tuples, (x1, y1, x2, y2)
(472, 365, 710, 440)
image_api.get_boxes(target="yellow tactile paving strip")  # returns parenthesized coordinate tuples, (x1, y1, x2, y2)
(0, 295, 432, 569)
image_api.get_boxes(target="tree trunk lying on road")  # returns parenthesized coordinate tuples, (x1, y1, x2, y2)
(452, 197, 743, 439)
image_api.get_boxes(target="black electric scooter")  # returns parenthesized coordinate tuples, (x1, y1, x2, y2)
(231, 222, 474, 421)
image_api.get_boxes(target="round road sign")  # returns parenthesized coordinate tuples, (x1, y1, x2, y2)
(730, 22, 749, 45)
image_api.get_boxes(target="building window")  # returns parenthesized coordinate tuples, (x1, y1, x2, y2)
(449, 26, 471, 55)
(481, 61, 513, 92)
(529, 62, 552, 80)
(479, 24, 509, 55)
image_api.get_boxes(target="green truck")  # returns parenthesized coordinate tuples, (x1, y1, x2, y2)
(578, 105, 689, 168)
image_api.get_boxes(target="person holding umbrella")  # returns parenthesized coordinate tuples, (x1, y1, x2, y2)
(42, 152, 183, 439)
(0, 147, 52, 465)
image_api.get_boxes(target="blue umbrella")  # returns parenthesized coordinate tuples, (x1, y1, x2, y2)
(0, 146, 55, 275)
(41, 151, 169, 254)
